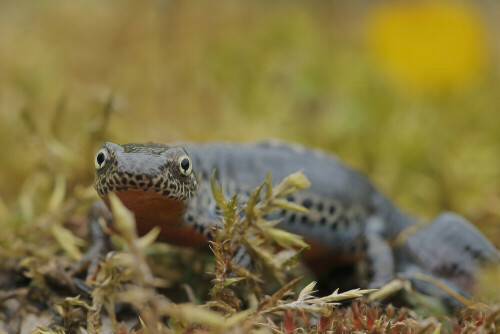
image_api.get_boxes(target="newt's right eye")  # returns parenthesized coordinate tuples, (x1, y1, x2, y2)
(95, 148, 108, 169)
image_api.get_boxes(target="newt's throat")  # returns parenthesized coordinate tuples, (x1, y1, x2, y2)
(102, 189, 207, 247)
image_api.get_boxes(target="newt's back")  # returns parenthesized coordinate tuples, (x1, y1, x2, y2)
(184, 141, 412, 248)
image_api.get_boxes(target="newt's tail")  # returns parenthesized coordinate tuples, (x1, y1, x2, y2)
(404, 212, 500, 295)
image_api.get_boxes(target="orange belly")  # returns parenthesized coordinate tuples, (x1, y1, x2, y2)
(103, 189, 208, 248)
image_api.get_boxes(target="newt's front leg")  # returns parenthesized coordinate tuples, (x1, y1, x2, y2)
(361, 232, 395, 289)
(70, 201, 113, 284)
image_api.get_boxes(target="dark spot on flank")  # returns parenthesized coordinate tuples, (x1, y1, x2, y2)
(317, 202, 324, 212)
(286, 195, 295, 202)
(338, 215, 348, 228)
(320, 217, 326, 225)
(301, 215, 308, 225)
(366, 269, 375, 280)
(113, 176, 120, 184)
(135, 175, 143, 181)
(198, 225, 205, 234)
(102, 186, 108, 193)
(280, 209, 287, 216)
(302, 199, 312, 209)
(155, 179, 163, 188)
(147, 180, 153, 188)
(187, 214, 194, 222)
(289, 214, 296, 223)
(330, 221, 338, 230)
(361, 238, 369, 252)
(162, 190, 171, 196)
(450, 263, 459, 273)
(472, 249, 482, 259)
(329, 205, 336, 215)
(129, 180, 137, 187)
(109, 179, 114, 185)
(121, 177, 128, 184)
(138, 182, 146, 187)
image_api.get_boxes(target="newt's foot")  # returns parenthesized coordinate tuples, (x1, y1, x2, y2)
(69, 239, 106, 284)
(69, 201, 113, 286)
(406, 212, 500, 292)
(70, 277, 93, 295)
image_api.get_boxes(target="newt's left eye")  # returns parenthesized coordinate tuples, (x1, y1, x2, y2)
(178, 155, 193, 176)
(95, 148, 108, 169)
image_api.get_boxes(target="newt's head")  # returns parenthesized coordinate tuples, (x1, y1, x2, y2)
(93, 142, 204, 245)
(94, 142, 198, 201)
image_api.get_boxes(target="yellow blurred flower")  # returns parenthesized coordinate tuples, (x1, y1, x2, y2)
(366, 1, 487, 94)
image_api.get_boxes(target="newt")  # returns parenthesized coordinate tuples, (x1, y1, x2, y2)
(92, 140, 500, 305)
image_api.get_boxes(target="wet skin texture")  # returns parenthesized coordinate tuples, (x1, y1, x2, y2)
(94, 140, 500, 305)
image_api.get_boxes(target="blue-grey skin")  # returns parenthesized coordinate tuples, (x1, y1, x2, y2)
(180, 140, 499, 304)
(94, 140, 500, 306)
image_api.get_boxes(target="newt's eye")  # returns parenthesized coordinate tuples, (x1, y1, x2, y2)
(95, 148, 108, 169)
(178, 155, 192, 176)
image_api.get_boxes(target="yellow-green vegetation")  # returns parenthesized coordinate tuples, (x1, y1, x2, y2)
(1, 0, 500, 332)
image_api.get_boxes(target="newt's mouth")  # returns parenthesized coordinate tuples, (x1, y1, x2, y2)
(95, 171, 194, 201)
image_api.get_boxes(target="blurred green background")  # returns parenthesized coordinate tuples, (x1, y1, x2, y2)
(0, 0, 499, 244)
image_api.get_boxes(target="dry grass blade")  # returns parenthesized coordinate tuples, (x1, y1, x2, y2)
(261, 282, 375, 315)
